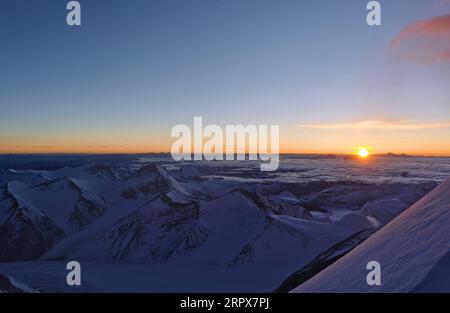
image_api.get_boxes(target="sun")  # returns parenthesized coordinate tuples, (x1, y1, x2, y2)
(357, 148, 370, 158)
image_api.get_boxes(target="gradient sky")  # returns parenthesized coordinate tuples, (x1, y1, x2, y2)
(1, 0, 449, 155)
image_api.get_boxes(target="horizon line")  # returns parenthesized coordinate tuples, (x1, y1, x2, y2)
(1, 152, 449, 158)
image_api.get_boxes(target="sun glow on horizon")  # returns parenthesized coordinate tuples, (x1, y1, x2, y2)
(357, 147, 370, 158)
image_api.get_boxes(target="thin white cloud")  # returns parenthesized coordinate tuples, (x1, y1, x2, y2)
(299, 119, 450, 130)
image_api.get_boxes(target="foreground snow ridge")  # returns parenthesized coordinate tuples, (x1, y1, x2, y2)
(292, 178, 450, 293)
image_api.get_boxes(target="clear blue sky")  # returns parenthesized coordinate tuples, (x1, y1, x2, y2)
(0, 0, 449, 154)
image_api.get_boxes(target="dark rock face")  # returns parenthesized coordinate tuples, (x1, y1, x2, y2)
(0, 274, 36, 293)
(69, 196, 106, 231)
(0, 187, 65, 262)
(274, 228, 376, 293)
(0, 207, 65, 262)
(32, 178, 108, 232)
(96, 195, 204, 262)
(0, 274, 23, 293)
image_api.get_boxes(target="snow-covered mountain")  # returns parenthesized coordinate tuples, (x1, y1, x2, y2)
(0, 183, 65, 262)
(43, 187, 373, 266)
(47, 194, 204, 262)
(0, 154, 447, 292)
(292, 178, 450, 293)
(9, 178, 108, 234)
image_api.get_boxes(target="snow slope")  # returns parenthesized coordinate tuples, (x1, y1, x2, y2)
(292, 178, 450, 293)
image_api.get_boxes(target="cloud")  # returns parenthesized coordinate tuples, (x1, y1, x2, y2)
(31, 145, 57, 149)
(299, 119, 450, 130)
(87, 145, 126, 148)
(0, 145, 23, 148)
(0, 144, 57, 150)
(390, 14, 450, 64)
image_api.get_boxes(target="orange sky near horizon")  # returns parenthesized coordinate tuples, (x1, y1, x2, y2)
(1, 127, 449, 156)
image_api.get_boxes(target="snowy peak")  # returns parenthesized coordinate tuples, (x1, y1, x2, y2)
(34, 177, 82, 194)
(24, 178, 108, 234)
(0, 185, 65, 262)
(86, 163, 118, 180)
(49, 194, 203, 263)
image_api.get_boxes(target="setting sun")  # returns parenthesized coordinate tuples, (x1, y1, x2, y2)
(357, 148, 370, 158)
